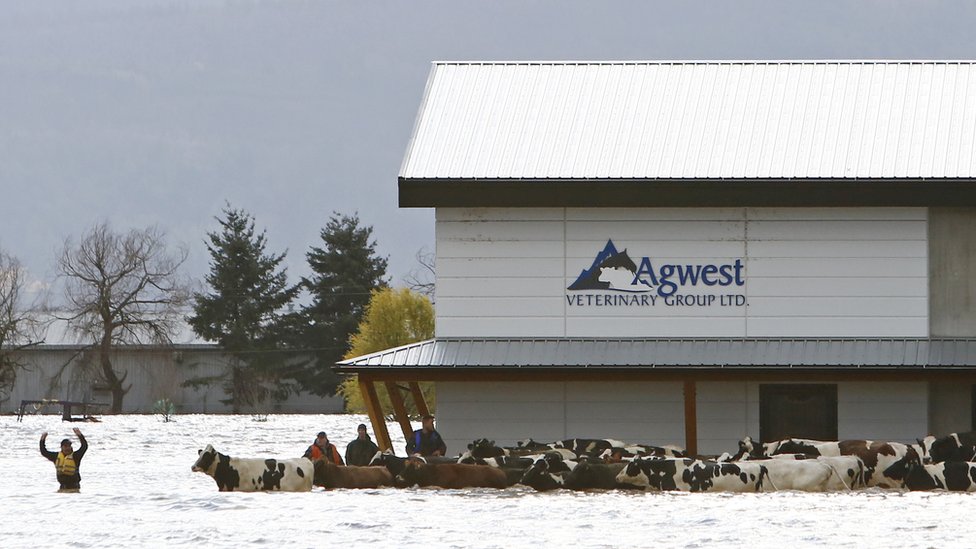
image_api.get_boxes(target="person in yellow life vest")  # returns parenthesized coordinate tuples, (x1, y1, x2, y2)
(40, 427, 88, 492)
(303, 431, 344, 465)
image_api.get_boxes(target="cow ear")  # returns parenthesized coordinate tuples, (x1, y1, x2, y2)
(198, 449, 202, 456)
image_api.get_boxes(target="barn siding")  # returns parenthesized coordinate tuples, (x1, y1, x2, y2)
(436, 207, 928, 339)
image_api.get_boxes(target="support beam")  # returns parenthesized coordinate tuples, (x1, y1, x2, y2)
(359, 377, 393, 453)
(408, 381, 431, 418)
(385, 381, 414, 442)
(683, 380, 698, 456)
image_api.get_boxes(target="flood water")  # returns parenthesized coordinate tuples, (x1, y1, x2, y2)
(1, 413, 974, 548)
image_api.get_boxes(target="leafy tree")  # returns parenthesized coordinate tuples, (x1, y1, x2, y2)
(57, 223, 190, 413)
(338, 287, 435, 415)
(0, 250, 43, 404)
(294, 213, 388, 396)
(188, 206, 299, 412)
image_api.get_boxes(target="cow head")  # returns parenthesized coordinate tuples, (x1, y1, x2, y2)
(911, 436, 934, 464)
(520, 453, 574, 491)
(192, 444, 218, 473)
(394, 456, 428, 487)
(466, 439, 505, 459)
(737, 436, 764, 459)
(616, 457, 652, 489)
(516, 438, 552, 452)
(879, 444, 922, 484)
(370, 451, 407, 477)
(902, 463, 938, 491)
(929, 435, 961, 463)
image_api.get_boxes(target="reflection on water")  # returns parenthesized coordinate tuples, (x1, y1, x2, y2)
(1, 414, 974, 548)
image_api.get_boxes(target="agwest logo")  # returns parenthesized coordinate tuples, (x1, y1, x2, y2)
(568, 239, 745, 297)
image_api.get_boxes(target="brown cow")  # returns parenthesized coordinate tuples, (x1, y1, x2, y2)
(313, 461, 393, 489)
(395, 457, 507, 489)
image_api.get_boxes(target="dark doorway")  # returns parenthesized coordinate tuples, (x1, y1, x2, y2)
(971, 385, 976, 431)
(760, 384, 838, 442)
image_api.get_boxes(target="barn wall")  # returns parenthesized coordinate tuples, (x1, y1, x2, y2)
(928, 381, 974, 435)
(436, 207, 928, 338)
(2, 347, 343, 415)
(696, 381, 929, 454)
(836, 382, 928, 441)
(435, 381, 685, 455)
(435, 380, 937, 457)
(696, 381, 760, 455)
(929, 207, 976, 337)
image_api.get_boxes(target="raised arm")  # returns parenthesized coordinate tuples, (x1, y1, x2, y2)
(73, 428, 88, 460)
(39, 432, 57, 461)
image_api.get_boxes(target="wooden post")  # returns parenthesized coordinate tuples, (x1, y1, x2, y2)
(408, 381, 431, 418)
(683, 379, 698, 456)
(359, 376, 393, 453)
(385, 381, 415, 442)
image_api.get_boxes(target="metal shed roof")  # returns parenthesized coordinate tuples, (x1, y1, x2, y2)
(401, 61, 976, 181)
(337, 338, 976, 370)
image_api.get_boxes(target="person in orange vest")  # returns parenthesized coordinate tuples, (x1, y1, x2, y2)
(304, 431, 344, 465)
(40, 427, 88, 492)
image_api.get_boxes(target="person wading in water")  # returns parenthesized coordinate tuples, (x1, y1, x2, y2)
(406, 415, 447, 457)
(40, 428, 88, 492)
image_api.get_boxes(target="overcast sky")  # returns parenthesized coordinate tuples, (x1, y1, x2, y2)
(2, 0, 975, 299)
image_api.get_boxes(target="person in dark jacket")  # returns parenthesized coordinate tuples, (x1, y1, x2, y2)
(406, 415, 447, 457)
(40, 428, 88, 492)
(345, 423, 380, 466)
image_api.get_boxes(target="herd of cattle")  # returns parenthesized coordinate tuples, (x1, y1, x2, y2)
(191, 431, 976, 494)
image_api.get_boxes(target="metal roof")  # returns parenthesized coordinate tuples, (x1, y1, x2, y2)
(337, 338, 976, 370)
(401, 61, 976, 180)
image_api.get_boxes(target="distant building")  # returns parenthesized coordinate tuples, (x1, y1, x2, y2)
(340, 61, 976, 455)
(4, 319, 343, 414)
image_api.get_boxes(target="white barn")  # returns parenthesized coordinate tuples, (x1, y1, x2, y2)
(340, 61, 976, 456)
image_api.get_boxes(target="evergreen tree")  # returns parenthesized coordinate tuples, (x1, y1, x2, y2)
(188, 206, 299, 412)
(295, 212, 388, 396)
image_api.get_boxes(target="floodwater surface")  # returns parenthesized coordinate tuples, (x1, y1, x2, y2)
(1, 414, 973, 548)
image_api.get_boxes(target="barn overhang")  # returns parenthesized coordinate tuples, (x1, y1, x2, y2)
(399, 178, 976, 208)
(337, 338, 976, 455)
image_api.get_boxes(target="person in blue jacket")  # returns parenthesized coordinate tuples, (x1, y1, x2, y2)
(406, 415, 447, 457)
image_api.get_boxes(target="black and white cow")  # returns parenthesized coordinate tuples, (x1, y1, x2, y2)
(464, 439, 508, 460)
(519, 453, 578, 491)
(191, 444, 313, 492)
(922, 432, 976, 463)
(740, 437, 918, 488)
(553, 438, 617, 458)
(599, 444, 686, 462)
(615, 457, 768, 492)
(455, 449, 535, 487)
(902, 461, 976, 491)
(750, 458, 840, 492)
(369, 451, 407, 478)
(722, 449, 866, 491)
(514, 439, 553, 453)
(562, 458, 626, 490)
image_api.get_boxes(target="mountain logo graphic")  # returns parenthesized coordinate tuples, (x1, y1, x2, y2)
(568, 239, 654, 293)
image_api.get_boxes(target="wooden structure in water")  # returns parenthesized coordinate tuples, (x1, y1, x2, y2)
(357, 379, 429, 454)
(16, 399, 109, 422)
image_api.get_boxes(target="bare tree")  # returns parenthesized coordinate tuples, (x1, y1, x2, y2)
(0, 250, 43, 404)
(404, 246, 435, 301)
(57, 223, 190, 413)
